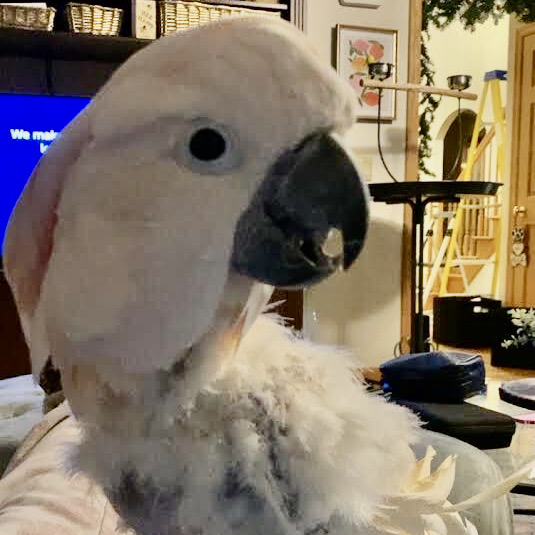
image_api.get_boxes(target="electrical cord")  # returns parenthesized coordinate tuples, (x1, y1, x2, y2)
(376, 88, 399, 182)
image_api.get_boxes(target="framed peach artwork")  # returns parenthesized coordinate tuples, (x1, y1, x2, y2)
(335, 25, 398, 121)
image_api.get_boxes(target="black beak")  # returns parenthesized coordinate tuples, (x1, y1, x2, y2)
(231, 132, 369, 289)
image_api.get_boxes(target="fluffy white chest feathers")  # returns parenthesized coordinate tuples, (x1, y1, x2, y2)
(71, 315, 419, 535)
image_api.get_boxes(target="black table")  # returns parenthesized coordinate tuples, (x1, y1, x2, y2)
(368, 181, 502, 354)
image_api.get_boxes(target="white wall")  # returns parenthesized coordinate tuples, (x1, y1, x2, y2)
(303, 0, 410, 366)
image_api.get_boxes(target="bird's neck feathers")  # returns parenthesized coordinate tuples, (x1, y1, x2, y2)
(60, 274, 271, 430)
(164, 276, 274, 412)
(72, 312, 420, 535)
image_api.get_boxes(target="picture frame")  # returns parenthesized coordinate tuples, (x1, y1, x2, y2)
(338, 1, 382, 7)
(335, 25, 398, 121)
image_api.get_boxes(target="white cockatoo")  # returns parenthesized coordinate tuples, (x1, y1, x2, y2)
(4, 15, 514, 535)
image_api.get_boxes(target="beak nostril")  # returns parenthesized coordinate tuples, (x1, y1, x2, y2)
(298, 230, 344, 270)
(321, 228, 344, 260)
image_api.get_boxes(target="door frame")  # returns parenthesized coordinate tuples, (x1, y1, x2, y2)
(400, 0, 423, 343)
(505, 22, 535, 304)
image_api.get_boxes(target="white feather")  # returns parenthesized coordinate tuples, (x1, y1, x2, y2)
(70, 315, 419, 535)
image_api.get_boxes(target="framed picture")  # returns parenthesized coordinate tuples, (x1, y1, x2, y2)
(335, 25, 398, 121)
(338, 1, 382, 7)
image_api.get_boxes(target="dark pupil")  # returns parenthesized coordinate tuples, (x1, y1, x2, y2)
(189, 128, 226, 161)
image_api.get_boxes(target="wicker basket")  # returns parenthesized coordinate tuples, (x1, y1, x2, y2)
(0, 4, 56, 31)
(158, 1, 279, 36)
(66, 3, 123, 36)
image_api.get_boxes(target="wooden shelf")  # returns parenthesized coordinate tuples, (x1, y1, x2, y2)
(196, 0, 288, 9)
(0, 28, 151, 62)
(0, 0, 289, 61)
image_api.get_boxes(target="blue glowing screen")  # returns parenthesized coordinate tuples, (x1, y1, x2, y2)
(0, 94, 90, 251)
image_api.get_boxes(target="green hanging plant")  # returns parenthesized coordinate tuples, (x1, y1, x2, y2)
(424, 0, 535, 31)
(419, 32, 441, 178)
(418, 0, 535, 178)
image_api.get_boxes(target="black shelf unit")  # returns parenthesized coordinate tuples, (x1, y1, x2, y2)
(0, 0, 291, 92)
(0, 29, 150, 96)
(0, 28, 151, 62)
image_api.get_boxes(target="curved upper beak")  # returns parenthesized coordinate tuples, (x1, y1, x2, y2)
(231, 131, 369, 289)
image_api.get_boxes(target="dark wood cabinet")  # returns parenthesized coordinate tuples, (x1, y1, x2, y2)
(0, 268, 31, 380)
(270, 289, 303, 330)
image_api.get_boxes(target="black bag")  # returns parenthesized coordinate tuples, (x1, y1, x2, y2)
(380, 351, 485, 403)
(393, 399, 516, 449)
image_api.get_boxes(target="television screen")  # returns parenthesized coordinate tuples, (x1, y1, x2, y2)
(0, 94, 91, 252)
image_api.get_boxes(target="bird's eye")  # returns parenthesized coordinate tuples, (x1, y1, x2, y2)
(189, 128, 227, 162)
(179, 121, 239, 174)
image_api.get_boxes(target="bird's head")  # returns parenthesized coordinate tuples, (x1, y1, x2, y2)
(4, 17, 368, 376)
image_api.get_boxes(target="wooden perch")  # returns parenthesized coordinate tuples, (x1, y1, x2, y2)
(361, 79, 478, 101)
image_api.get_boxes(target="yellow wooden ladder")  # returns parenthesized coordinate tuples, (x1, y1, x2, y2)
(436, 70, 507, 297)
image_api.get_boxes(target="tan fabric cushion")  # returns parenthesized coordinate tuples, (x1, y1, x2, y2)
(0, 402, 128, 535)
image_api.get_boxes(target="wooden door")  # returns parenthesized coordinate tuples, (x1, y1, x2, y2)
(269, 289, 303, 330)
(507, 24, 535, 306)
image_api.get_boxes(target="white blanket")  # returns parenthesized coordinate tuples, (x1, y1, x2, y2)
(0, 402, 128, 535)
(0, 374, 44, 473)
